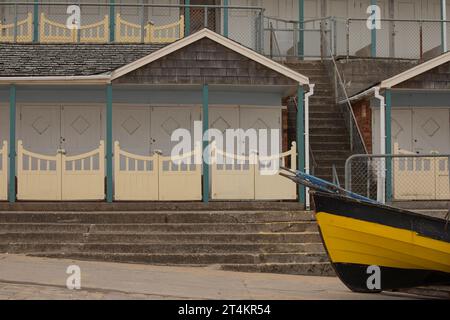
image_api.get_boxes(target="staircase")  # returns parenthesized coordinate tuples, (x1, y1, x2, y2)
(0, 210, 334, 276)
(285, 61, 352, 184)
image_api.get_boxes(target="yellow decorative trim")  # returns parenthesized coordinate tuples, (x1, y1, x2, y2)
(0, 13, 33, 42)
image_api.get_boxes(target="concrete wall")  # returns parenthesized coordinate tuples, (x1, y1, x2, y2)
(334, 58, 418, 100)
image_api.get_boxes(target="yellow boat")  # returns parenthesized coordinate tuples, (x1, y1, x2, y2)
(313, 192, 450, 293)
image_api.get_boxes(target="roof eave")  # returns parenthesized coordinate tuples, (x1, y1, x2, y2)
(0, 75, 111, 85)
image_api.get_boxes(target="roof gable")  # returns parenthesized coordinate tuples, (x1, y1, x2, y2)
(111, 29, 309, 85)
(113, 37, 299, 86)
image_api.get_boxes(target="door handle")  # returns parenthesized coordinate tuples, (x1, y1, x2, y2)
(57, 149, 66, 155)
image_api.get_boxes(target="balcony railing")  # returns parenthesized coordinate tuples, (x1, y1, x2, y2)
(0, 2, 265, 52)
(2, 2, 450, 61)
(264, 16, 450, 61)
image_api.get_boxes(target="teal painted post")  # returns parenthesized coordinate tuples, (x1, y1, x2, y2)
(385, 89, 393, 202)
(8, 85, 16, 203)
(109, 0, 115, 43)
(297, 86, 305, 205)
(32, 0, 39, 42)
(298, 0, 304, 58)
(370, 0, 377, 57)
(202, 84, 209, 203)
(223, 0, 229, 37)
(185, 0, 191, 36)
(441, 0, 447, 53)
(106, 84, 113, 203)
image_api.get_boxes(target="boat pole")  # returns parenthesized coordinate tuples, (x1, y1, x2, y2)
(374, 87, 386, 204)
(304, 84, 315, 210)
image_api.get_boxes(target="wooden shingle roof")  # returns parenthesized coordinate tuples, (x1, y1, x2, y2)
(0, 43, 165, 77)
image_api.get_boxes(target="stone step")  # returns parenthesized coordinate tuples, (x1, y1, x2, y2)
(0, 202, 306, 212)
(309, 95, 335, 104)
(310, 119, 346, 128)
(310, 106, 343, 113)
(0, 222, 319, 233)
(311, 142, 350, 151)
(0, 242, 326, 254)
(221, 262, 335, 277)
(310, 128, 348, 135)
(30, 252, 329, 265)
(0, 211, 316, 224)
(309, 113, 343, 119)
(315, 159, 350, 168)
(310, 134, 349, 142)
(0, 232, 322, 244)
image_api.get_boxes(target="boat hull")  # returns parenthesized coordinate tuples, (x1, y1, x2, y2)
(313, 192, 450, 293)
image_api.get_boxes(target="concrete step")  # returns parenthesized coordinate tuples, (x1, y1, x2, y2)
(0, 232, 322, 244)
(311, 142, 351, 151)
(0, 222, 319, 233)
(30, 252, 329, 265)
(310, 134, 349, 143)
(0, 211, 316, 224)
(315, 159, 350, 168)
(1, 242, 326, 254)
(310, 128, 348, 135)
(310, 112, 343, 119)
(312, 149, 351, 156)
(221, 262, 335, 277)
(0, 202, 307, 212)
(310, 119, 347, 128)
(310, 96, 335, 104)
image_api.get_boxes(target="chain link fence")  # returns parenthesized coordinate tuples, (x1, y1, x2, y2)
(262, 16, 450, 60)
(264, 16, 331, 60)
(342, 18, 449, 60)
(346, 154, 450, 202)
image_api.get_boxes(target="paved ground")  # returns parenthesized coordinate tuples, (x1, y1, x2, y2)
(0, 254, 424, 300)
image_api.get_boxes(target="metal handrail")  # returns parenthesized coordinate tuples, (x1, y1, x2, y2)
(328, 44, 368, 154)
(0, 2, 263, 10)
(269, 22, 282, 60)
(332, 164, 341, 187)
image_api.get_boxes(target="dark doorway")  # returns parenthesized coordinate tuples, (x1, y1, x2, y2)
(186, 0, 220, 34)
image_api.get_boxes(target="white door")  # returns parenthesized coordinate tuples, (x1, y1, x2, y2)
(392, 109, 413, 153)
(114, 106, 151, 155)
(150, 106, 200, 156)
(240, 107, 282, 155)
(413, 109, 450, 154)
(19, 105, 61, 155)
(18, 105, 104, 201)
(240, 107, 293, 200)
(0, 104, 8, 145)
(61, 106, 102, 156)
(210, 106, 240, 153)
(0, 105, 8, 200)
(210, 106, 254, 200)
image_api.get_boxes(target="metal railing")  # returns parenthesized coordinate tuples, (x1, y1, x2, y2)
(0, 2, 264, 52)
(343, 18, 449, 60)
(262, 16, 450, 60)
(263, 15, 332, 59)
(346, 153, 450, 202)
(2, 2, 449, 61)
(329, 51, 368, 155)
